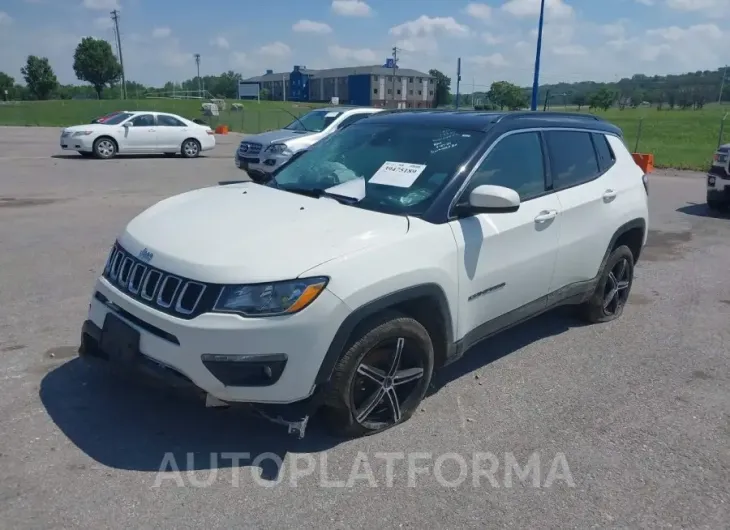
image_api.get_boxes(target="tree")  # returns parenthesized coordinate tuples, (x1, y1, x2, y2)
(0, 72, 14, 100)
(428, 69, 451, 107)
(488, 81, 527, 110)
(572, 93, 587, 111)
(73, 37, 122, 99)
(588, 87, 614, 111)
(20, 55, 58, 100)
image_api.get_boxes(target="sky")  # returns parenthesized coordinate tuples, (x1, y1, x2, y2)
(1, 0, 729, 91)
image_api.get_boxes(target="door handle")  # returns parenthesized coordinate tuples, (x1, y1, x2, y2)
(603, 189, 617, 201)
(534, 210, 557, 223)
(148, 128, 156, 132)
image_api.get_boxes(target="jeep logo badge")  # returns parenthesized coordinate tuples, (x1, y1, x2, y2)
(138, 248, 154, 262)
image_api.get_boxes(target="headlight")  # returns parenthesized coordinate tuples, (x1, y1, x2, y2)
(213, 276, 328, 317)
(265, 143, 291, 155)
(72, 131, 93, 136)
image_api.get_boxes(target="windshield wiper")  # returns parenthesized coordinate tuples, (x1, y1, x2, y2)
(278, 186, 360, 204)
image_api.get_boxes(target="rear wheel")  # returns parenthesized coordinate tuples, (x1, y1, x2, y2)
(93, 137, 116, 159)
(323, 312, 434, 438)
(577, 245, 634, 323)
(180, 138, 201, 158)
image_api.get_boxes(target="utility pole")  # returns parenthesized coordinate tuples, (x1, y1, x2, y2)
(455, 57, 461, 110)
(194, 54, 201, 98)
(110, 9, 126, 100)
(530, 0, 546, 111)
(391, 46, 399, 109)
(719, 65, 727, 104)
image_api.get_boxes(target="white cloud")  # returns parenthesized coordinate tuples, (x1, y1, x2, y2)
(331, 0, 372, 17)
(389, 15, 470, 38)
(502, 0, 573, 19)
(635, 0, 654, 5)
(551, 44, 588, 56)
(665, 0, 730, 11)
(328, 45, 378, 64)
(464, 3, 492, 22)
(646, 23, 723, 40)
(257, 41, 291, 58)
(482, 31, 504, 44)
(292, 19, 333, 34)
(152, 27, 172, 39)
(92, 16, 113, 30)
(0, 11, 13, 25)
(396, 37, 438, 55)
(229, 52, 252, 69)
(466, 53, 508, 67)
(210, 36, 229, 49)
(82, 0, 119, 10)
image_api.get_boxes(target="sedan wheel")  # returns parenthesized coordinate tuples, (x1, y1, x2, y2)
(93, 138, 116, 159)
(181, 139, 200, 158)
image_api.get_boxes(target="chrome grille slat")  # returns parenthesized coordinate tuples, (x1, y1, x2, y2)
(239, 142, 262, 155)
(101, 243, 214, 318)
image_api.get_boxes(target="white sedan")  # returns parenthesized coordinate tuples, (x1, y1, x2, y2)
(59, 111, 216, 159)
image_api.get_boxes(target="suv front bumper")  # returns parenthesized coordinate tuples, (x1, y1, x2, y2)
(79, 276, 349, 405)
(235, 150, 292, 179)
(707, 166, 730, 203)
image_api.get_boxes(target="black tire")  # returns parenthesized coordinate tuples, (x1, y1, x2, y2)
(180, 138, 201, 158)
(163, 152, 176, 157)
(322, 311, 434, 438)
(78, 151, 93, 157)
(577, 245, 634, 323)
(93, 137, 117, 159)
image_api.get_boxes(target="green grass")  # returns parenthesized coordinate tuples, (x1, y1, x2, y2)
(0, 99, 728, 170)
(0, 99, 328, 135)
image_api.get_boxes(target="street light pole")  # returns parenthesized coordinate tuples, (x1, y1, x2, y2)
(194, 54, 201, 98)
(530, 0, 546, 111)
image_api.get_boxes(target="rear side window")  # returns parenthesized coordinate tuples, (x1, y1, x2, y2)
(544, 130, 600, 189)
(592, 133, 615, 172)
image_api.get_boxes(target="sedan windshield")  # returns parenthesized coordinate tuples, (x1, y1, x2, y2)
(283, 109, 342, 132)
(269, 121, 484, 216)
(102, 112, 135, 125)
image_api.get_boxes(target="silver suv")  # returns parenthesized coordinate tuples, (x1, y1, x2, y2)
(707, 143, 730, 211)
(235, 106, 382, 182)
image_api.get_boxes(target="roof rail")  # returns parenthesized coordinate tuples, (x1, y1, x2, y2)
(496, 111, 602, 122)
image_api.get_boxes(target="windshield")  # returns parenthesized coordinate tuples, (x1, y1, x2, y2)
(102, 112, 135, 125)
(284, 109, 342, 132)
(269, 121, 485, 216)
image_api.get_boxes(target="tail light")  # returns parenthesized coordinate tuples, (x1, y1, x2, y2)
(642, 173, 649, 195)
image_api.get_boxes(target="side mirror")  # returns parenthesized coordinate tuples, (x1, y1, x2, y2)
(464, 184, 520, 213)
(122, 122, 131, 128)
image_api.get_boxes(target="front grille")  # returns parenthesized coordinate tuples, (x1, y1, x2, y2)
(102, 242, 222, 319)
(239, 142, 262, 156)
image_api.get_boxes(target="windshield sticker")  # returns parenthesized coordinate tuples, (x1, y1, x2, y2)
(369, 161, 427, 188)
(325, 112, 340, 118)
(324, 177, 366, 201)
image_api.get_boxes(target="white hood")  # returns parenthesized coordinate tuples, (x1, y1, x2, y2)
(118, 182, 409, 284)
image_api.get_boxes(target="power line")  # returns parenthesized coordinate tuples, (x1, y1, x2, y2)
(110, 9, 127, 100)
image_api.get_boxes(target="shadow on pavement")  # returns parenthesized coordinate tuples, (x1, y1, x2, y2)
(677, 202, 730, 219)
(40, 306, 583, 480)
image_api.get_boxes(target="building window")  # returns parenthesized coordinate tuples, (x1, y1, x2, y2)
(397, 89, 401, 95)
(387, 89, 392, 94)
(387, 76, 392, 81)
(373, 75, 379, 81)
(409, 90, 413, 95)
(418, 90, 422, 95)
(409, 77, 414, 83)
(417, 77, 422, 83)
(373, 88, 378, 94)
(429, 79, 434, 84)
(429, 90, 433, 96)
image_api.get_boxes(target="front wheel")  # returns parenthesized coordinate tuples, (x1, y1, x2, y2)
(577, 245, 635, 323)
(180, 138, 201, 158)
(323, 312, 434, 438)
(93, 137, 116, 159)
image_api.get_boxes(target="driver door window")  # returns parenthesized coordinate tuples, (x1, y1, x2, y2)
(129, 114, 155, 127)
(462, 131, 546, 202)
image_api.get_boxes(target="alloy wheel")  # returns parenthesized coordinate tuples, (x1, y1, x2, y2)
(603, 257, 631, 315)
(96, 139, 114, 158)
(350, 337, 425, 430)
(183, 141, 199, 157)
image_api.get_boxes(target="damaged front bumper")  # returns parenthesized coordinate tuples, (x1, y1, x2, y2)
(78, 319, 325, 438)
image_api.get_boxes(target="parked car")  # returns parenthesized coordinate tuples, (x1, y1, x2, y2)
(60, 111, 216, 159)
(235, 106, 383, 182)
(90, 111, 123, 124)
(79, 110, 649, 439)
(707, 143, 730, 210)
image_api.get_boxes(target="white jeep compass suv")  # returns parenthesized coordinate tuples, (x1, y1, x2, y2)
(79, 110, 649, 439)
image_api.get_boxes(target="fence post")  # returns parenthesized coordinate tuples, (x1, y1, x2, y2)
(634, 116, 644, 153)
(718, 112, 728, 148)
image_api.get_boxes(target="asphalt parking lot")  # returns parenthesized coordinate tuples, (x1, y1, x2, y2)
(1, 126, 729, 529)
